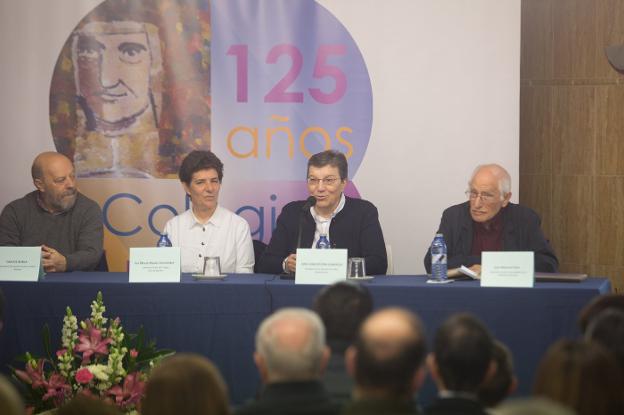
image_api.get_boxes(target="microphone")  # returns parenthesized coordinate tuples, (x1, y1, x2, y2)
(296, 196, 316, 249)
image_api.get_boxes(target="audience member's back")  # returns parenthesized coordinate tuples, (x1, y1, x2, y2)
(585, 308, 624, 376)
(0, 375, 24, 415)
(57, 395, 121, 415)
(313, 281, 373, 404)
(533, 339, 624, 415)
(142, 353, 230, 415)
(426, 313, 495, 415)
(477, 340, 517, 410)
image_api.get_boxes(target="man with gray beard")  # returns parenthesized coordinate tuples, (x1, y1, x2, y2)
(0, 152, 103, 272)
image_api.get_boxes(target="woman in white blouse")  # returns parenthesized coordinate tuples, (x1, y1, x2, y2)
(163, 151, 254, 273)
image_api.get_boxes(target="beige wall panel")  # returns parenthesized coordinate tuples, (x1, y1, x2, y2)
(552, 86, 596, 175)
(595, 176, 624, 267)
(591, 265, 624, 292)
(519, 173, 553, 240)
(553, 0, 597, 79)
(597, 85, 624, 175)
(520, 86, 552, 175)
(552, 175, 595, 265)
(521, 0, 552, 80)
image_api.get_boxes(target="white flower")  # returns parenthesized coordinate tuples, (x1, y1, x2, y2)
(86, 364, 111, 381)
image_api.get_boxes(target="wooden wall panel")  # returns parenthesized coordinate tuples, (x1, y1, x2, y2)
(521, 0, 552, 80)
(551, 86, 596, 176)
(520, 86, 552, 174)
(552, 0, 598, 79)
(551, 175, 595, 267)
(596, 0, 624, 79)
(595, 177, 624, 267)
(597, 86, 624, 175)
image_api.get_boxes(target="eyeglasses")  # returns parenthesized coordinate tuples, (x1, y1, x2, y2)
(465, 190, 498, 202)
(307, 176, 341, 186)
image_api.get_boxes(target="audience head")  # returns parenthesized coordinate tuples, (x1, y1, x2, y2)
(346, 307, 427, 401)
(533, 339, 624, 415)
(585, 308, 624, 375)
(254, 308, 329, 383)
(31, 152, 78, 213)
(313, 281, 373, 353)
(478, 340, 517, 408)
(142, 353, 230, 415)
(496, 398, 575, 415)
(58, 395, 121, 415)
(0, 375, 24, 415)
(577, 293, 624, 333)
(467, 164, 512, 223)
(428, 313, 495, 393)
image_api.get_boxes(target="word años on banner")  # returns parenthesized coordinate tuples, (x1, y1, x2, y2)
(227, 115, 354, 159)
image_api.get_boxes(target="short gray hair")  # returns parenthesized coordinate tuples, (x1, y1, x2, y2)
(256, 308, 326, 380)
(469, 164, 511, 198)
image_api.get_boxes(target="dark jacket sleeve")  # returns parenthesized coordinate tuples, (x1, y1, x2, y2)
(257, 202, 300, 274)
(65, 198, 104, 271)
(358, 202, 388, 275)
(0, 202, 22, 246)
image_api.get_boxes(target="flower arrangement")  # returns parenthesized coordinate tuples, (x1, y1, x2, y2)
(12, 292, 174, 414)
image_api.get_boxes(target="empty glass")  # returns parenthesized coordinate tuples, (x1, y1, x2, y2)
(203, 256, 221, 276)
(347, 257, 366, 278)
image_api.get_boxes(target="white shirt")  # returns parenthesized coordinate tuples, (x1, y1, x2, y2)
(163, 206, 254, 274)
(310, 193, 346, 248)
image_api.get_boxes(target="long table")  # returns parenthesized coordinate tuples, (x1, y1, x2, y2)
(0, 273, 610, 405)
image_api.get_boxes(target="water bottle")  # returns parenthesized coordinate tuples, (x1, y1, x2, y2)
(430, 233, 447, 281)
(316, 234, 331, 249)
(157, 233, 172, 247)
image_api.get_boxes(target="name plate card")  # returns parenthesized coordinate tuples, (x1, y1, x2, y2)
(0, 247, 41, 281)
(129, 248, 181, 283)
(481, 251, 534, 288)
(295, 248, 348, 285)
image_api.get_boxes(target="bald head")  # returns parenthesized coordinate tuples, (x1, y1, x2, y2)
(31, 152, 77, 213)
(350, 308, 427, 399)
(255, 308, 328, 383)
(470, 164, 511, 196)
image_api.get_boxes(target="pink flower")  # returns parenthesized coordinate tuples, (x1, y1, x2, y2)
(107, 372, 145, 409)
(129, 349, 138, 359)
(41, 373, 71, 406)
(74, 323, 112, 363)
(15, 359, 46, 389)
(75, 367, 93, 384)
(56, 349, 67, 358)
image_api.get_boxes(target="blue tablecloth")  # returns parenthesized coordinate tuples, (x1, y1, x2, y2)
(0, 273, 610, 405)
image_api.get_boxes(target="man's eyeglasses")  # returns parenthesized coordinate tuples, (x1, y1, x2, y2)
(307, 176, 341, 186)
(465, 190, 498, 202)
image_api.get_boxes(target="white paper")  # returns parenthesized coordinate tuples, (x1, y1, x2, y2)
(481, 251, 534, 288)
(0, 246, 41, 281)
(295, 248, 348, 285)
(129, 247, 181, 283)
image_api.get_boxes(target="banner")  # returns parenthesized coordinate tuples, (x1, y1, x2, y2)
(0, 0, 520, 273)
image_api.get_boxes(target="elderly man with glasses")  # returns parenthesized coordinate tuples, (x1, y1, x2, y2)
(257, 150, 387, 276)
(424, 164, 558, 274)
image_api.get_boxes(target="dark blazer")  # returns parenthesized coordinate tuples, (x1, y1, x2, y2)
(423, 202, 558, 273)
(235, 380, 340, 415)
(425, 397, 488, 415)
(257, 196, 387, 275)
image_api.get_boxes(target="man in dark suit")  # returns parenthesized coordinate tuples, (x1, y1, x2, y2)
(424, 163, 558, 274)
(342, 307, 427, 415)
(313, 281, 373, 404)
(425, 313, 495, 415)
(257, 150, 387, 276)
(236, 308, 339, 415)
